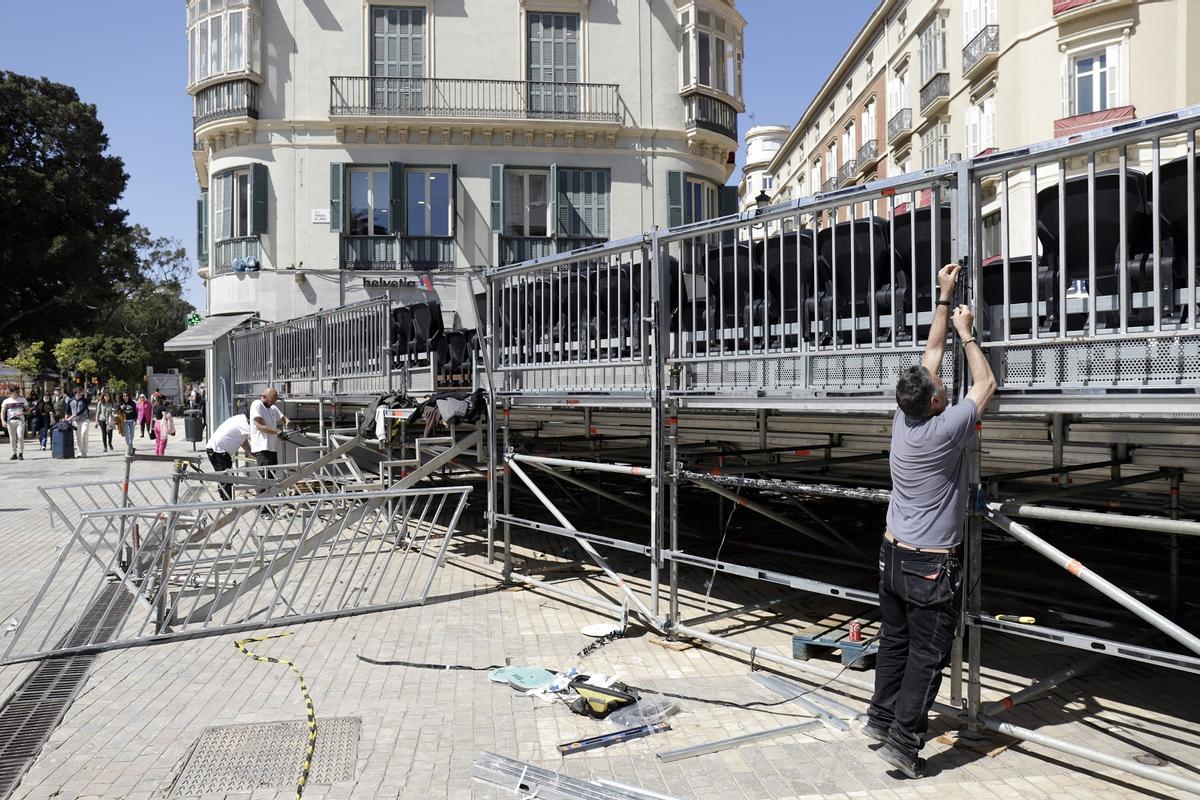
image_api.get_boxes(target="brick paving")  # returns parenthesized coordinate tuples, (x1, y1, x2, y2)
(0, 428, 1197, 799)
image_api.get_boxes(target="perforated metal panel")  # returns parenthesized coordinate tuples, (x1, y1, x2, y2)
(999, 335, 1200, 389)
(169, 716, 359, 797)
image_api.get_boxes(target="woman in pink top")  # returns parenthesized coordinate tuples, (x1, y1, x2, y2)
(135, 394, 152, 438)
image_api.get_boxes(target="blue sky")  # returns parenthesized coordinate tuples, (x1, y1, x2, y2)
(0, 0, 875, 309)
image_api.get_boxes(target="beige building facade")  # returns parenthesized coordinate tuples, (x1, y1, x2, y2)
(748, 0, 1200, 228)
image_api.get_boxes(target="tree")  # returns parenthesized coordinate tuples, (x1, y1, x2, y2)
(54, 335, 148, 386)
(0, 71, 137, 350)
(5, 340, 47, 377)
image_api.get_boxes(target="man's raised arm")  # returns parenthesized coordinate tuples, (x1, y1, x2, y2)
(922, 263, 962, 376)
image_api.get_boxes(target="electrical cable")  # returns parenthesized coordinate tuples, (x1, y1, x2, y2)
(701, 486, 742, 612)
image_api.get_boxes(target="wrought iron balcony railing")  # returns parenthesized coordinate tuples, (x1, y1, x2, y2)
(919, 72, 950, 114)
(211, 236, 261, 276)
(341, 235, 456, 270)
(962, 24, 1000, 77)
(499, 236, 607, 266)
(888, 108, 913, 143)
(329, 77, 622, 124)
(193, 79, 259, 129)
(857, 139, 880, 168)
(820, 177, 838, 193)
(837, 160, 858, 186)
(684, 93, 739, 142)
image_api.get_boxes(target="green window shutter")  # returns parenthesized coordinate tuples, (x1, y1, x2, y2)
(489, 164, 504, 233)
(596, 170, 609, 239)
(449, 163, 458, 237)
(718, 185, 738, 218)
(389, 161, 405, 235)
(666, 170, 684, 229)
(197, 190, 209, 264)
(557, 168, 573, 238)
(330, 162, 344, 232)
(250, 163, 268, 235)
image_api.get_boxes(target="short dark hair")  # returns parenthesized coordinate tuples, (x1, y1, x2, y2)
(896, 365, 936, 418)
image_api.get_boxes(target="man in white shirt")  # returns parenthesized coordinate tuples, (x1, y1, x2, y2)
(205, 413, 253, 500)
(249, 387, 290, 470)
(3, 387, 29, 460)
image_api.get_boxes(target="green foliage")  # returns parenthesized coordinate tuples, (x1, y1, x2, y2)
(54, 335, 148, 385)
(0, 71, 137, 350)
(5, 340, 46, 376)
(106, 377, 128, 395)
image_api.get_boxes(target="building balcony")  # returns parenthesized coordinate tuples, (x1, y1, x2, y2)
(888, 108, 913, 145)
(1053, 0, 1132, 21)
(499, 236, 606, 266)
(820, 177, 838, 194)
(919, 72, 950, 115)
(329, 77, 622, 125)
(211, 236, 261, 277)
(683, 92, 739, 143)
(341, 235, 456, 270)
(1053, 105, 1135, 138)
(193, 79, 260, 131)
(962, 24, 999, 79)
(837, 160, 858, 186)
(857, 139, 880, 171)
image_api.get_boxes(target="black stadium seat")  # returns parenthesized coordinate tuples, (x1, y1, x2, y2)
(891, 205, 951, 342)
(1149, 155, 1199, 322)
(817, 216, 890, 344)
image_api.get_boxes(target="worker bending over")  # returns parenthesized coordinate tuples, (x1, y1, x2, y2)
(205, 413, 253, 500)
(866, 262, 996, 779)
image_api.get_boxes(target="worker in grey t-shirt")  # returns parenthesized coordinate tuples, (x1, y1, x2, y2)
(865, 262, 997, 779)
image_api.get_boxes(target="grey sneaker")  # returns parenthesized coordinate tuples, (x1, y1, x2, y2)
(876, 741, 925, 779)
(862, 723, 890, 744)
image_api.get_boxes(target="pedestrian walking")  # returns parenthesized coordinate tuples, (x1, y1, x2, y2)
(865, 264, 997, 779)
(117, 392, 137, 450)
(51, 388, 67, 423)
(205, 413, 253, 500)
(153, 396, 174, 456)
(249, 387, 291, 475)
(30, 393, 52, 450)
(96, 392, 116, 452)
(2, 386, 29, 461)
(136, 393, 152, 439)
(67, 389, 93, 458)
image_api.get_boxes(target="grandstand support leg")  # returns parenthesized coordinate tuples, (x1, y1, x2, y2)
(1170, 472, 1182, 619)
(1052, 414, 1067, 490)
(668, 401, 680, 631)
(486, 400, 497, 566)
(649, 236, 665, 620)
(502, 400, 512, 579)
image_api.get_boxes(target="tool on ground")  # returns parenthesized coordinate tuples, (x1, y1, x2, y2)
(557, 722, 672, 755)
(569, 680, 638, 718)
(657, 719, 822, 763)
(234, 632, 316, 800)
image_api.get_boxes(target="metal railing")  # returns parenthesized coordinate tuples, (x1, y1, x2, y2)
(919, 72, 949, 113)
(820, 177, 838, 193)
(211, 236, 260, 276)
(857, 139, 880, 167)
(684, 93, 739, 141)
(329, 76, 623, 124)
(342, 236, 456, 270)
(837, 160, 858, 186)
(193, 78, 260, 129)
(231, 298, 393, 399)
(499, 236, 606, 266)
(481, 103, 1200, 414)
(887, 108, 912, 143)
(484, 236, 653, 397)
(963, 24, 1000, 76)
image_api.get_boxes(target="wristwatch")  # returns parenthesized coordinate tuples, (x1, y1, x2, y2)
(935, 299, 952, 307)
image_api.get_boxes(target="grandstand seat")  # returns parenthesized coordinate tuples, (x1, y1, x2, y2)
(817, 216, 890, 344)
(1148, 155, 1199, 322)
(891, 205, 952, 342)
(390, 305, 413, 366)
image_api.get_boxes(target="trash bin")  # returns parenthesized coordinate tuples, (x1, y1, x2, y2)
(183, 410, 205, 450)
(51, 423, 74, 459)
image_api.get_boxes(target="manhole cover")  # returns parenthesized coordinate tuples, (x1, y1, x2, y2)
(169, 716, 360, 798)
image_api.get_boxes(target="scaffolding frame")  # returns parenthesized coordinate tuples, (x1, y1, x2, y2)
(477, 107, 1200, 796)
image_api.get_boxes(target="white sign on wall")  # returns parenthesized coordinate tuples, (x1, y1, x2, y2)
(311, 209, 330, 224)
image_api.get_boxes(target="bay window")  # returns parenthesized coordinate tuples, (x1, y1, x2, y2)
(919, 16, 947, 85)
(187, 0, 263, 87)
(685, 176, 718, 224)
(920, 119, 950, 169)
(679, 5, 744, 102)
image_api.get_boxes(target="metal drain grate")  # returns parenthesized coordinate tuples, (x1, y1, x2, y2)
(0, 581, 131, 800)
(169, 716, 360, 797)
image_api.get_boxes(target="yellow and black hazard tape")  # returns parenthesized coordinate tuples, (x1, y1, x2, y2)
(234, 632, 317, 800)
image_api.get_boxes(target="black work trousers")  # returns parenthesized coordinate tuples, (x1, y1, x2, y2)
(868, 537, 961, 760)
(207, 449, 234, 500)
(253, 450, 279, 496)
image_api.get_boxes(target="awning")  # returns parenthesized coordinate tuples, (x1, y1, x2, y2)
(163, 313, 255, 351)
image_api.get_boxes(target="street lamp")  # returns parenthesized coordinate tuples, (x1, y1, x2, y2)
(755, 189, 770, 215)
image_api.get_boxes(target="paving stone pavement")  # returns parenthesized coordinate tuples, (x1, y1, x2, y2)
(0, 430, 1197, 799)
